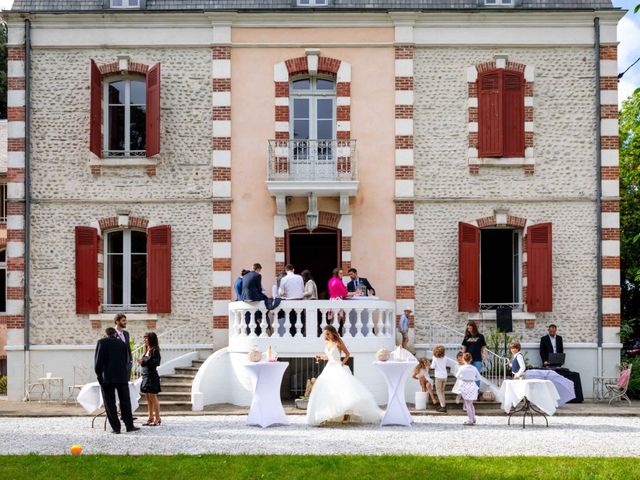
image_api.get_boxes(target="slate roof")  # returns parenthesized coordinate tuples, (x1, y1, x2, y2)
(10, 0, 617, 13)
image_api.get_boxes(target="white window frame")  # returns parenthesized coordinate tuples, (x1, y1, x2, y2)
(297, 0, 329, 6)
(479, 228, 523, 311)
(104, 229, 147, 312)
(0, 249, 6, 314)
(290, 76, 336, 140)
(110, 0, 141, 8)
(103, 76, 146, 158)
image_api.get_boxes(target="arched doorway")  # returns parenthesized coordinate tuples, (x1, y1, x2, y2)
(285, 226, 341, 299)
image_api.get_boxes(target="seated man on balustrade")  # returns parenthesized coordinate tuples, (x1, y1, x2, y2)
(346, 268, 376, 296)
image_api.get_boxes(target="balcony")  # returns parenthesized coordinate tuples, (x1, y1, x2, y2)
(228, 299, 395, 354)
(266, 139, 359, 197)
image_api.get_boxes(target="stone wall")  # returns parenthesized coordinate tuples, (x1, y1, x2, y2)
(413, 47, 599, 344)
(27, 47, 213, 345)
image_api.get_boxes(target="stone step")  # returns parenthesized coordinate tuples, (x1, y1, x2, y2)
(137, 400, 193, 412)
(141, 392, 191, 401)
(160, 374, 195, 384)
(160, 383, 192, 393)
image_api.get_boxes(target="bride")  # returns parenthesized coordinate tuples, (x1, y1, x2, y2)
(306, 325, 383, 425)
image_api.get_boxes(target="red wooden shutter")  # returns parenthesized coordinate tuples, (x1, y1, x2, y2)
(147, 225, 171, 313)
(89, 60, 102, 158)
(527, 223, 553, 312)
(478, 70, 503, 157)
(458, 222, 480, 312)
(75, 226, 99, 314)
(146, 63, 161, 157)
(502, 71, 525, 157)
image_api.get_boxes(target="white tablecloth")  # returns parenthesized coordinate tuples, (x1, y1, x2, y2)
(374, 360, 418, 426)
(499, 379, 560, 416)
(244, 362, 289, 428)
(77, 381, 141, 414)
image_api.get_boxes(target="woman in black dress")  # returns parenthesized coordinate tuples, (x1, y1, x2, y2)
(137, 331, 161, 426)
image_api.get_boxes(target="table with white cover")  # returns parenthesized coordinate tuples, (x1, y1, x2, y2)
(374, 360, 418, 426)
(77, 381, 141, 428)
(244, 361, 289, 428)
(500, 379, 560, 428)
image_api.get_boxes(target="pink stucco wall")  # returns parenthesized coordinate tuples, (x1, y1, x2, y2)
(230, 28, 396, 301)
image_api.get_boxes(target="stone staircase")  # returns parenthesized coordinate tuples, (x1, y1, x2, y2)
(137, 358, 204, 413)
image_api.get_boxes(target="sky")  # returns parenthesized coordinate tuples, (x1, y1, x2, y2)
(0, 0, 638, 105)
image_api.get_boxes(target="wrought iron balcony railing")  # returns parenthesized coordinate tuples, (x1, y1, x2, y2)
(267, 139, 357, 182)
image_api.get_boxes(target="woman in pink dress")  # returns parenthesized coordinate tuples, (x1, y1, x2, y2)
(327, 268, 348, 335)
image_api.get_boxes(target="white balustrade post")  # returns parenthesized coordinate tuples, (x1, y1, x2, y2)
(248, 310, 257, 338)
(376, 309, 385, 337)
(283, 308, 292, 338)
(354, 309, 364, 338)
(259, 308, 268, 338)
(365, 308, 375, 338)
(306, 305, 318, 338)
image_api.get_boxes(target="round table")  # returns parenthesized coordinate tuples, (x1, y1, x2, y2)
(77, 381, 140, 413)
(499, 379, 560, 428)
(374, 360, 417, 426)
(244, 361, 289, 428)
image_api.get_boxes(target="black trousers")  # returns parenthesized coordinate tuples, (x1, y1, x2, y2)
(101, 382, 134, 432)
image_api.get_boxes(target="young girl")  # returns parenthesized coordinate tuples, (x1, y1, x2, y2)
(412, 358, 438, 406)
(456, 352, 481, 425)
(451, 351, 465, 406)
(510, 341, 527, 379)
(430, 345, 448, 413)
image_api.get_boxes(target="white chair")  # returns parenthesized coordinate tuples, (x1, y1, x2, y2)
(605, 364, 633, 406)
(25, 364, 45, 402)
(65, 365, 88, 405)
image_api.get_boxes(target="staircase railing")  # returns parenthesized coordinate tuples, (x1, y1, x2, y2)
(423, 321, 509, 389)
(131, 326, 198, 381)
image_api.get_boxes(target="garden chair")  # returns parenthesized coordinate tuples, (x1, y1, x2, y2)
(65, 365, 88, 405)
(605, 364, 633, 406)
(25, 363, 46, 402)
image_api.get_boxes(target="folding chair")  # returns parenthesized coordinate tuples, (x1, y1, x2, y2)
(605, 364, 633, 406)
(65, 365, 88, 405)
(25, 364, 46, 402)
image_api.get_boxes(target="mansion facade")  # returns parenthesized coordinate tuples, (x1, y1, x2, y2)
(1, 0, 624, 400)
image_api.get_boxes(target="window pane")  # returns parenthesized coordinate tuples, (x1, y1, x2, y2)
(292, 79, 311, 90)
(0, 250, 5, 262)
(111, 0, 123, 7)
(108, 106, 125, 151)
(108, 231, 124, 253)
(129, 0, 140, 6)
(0, 267, 5, 312)
(108, 81, 125, 105)
(293, 98, 309, 119)
(130, 80, 146, 105)
(131, 230, 147, 254)
(130, 254, 147, 305)
(107, 254, 123, 304)
(317, 120, 333, 140)
(294, 119, 309, 140)
(130, 105, 147, 151)
(317, 99, 334, 119)
(317, 79, 335, 90)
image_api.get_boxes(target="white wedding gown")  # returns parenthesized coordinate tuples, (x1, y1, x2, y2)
(306, 344, 383, 425)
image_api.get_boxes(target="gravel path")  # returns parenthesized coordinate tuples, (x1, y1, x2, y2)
(0, 415, 639, 456)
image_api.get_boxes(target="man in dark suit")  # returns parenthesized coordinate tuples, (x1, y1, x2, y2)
(540, 324, 564, 366)
(241, 263, 267, 302)
(114, 313, 132, 377)
(94, 327, 139, 433)
(346, 267, 376, 296)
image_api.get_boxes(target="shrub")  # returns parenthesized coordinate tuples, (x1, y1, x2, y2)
(622, 357, 640, 399)
(0, 375, 7, 394)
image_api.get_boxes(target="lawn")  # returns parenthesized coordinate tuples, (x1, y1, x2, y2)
(1, 455, 639, 479)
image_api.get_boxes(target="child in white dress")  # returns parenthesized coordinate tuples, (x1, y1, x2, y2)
(456, 352, 481, 425)
(451, 351, 465, 406)
(412, 358, 438, 406)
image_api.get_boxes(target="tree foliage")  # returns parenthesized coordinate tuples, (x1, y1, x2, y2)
(620, 87, 640, 343)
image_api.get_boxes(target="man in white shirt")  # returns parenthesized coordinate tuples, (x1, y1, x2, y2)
(279, 264, 305, 300)
(278, 264, 305, 336)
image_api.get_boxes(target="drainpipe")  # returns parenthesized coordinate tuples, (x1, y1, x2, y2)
(594, 17, 603, 377)
(23, 18, 32, 399)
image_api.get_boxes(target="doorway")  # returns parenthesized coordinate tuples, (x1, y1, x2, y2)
(286, 227, 341, 299)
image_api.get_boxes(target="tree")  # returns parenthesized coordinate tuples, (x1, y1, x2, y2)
(620, 87, 640, 344)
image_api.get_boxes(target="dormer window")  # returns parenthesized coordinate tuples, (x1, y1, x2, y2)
(110, 0, 140, 8)
(484, 0, 514, 5)
(297, 0, 328, 6)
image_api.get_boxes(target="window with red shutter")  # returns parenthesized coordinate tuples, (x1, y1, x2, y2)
(527, 223, 552, 312)
(75, 226, 99, 314)
(90, 60, 102, 158)
(477, 69, 524, 158)
(458, 222, 480, 312)
(146, 63, 161, 157)
(147, 225, 171, 313)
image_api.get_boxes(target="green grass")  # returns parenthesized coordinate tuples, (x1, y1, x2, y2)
(1, 455, 639, 480)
